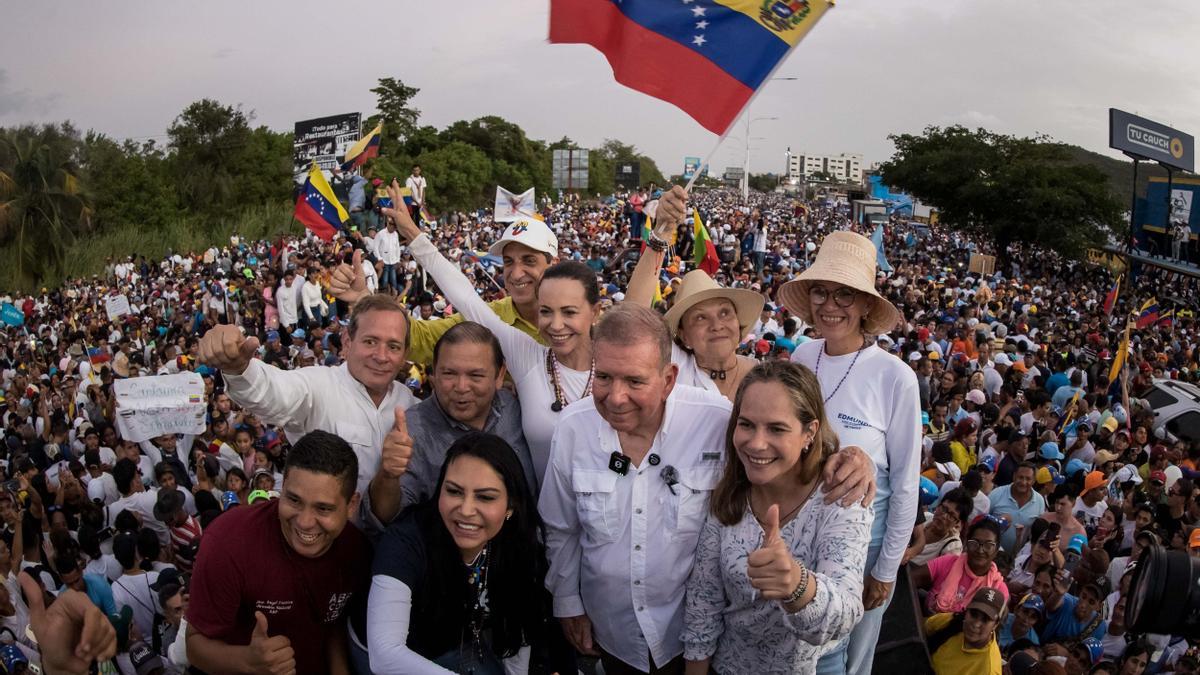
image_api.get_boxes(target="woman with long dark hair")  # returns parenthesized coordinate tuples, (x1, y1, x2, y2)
(367, 432, 555, 673)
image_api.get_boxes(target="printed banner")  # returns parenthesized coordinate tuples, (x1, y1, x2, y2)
(105, 294, 131, 321)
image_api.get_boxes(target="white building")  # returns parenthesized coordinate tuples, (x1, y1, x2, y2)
(786, 152, 864, 183)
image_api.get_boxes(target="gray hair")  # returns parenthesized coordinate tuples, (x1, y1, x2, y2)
(593, 304, 671, 368)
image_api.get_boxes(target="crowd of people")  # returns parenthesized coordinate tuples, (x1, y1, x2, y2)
(1, 164, 1199, 675)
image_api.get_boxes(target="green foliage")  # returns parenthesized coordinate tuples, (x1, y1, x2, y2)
(880, 126, 1124, 259)
(0, 124, 93, 287)
(587, 139, 665, 195)
(748, 173, 778, 193)
(369, 77, 421, 153)
(414, 142, 493, 211)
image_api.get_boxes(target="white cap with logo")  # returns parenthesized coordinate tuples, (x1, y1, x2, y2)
(487, 217, 558, 258)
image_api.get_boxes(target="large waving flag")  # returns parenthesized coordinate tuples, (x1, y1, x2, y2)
(1102, 275, 1121, 316)
(340, 124, 382, 171)
(550, 0, 834, 135)
(1135, 298, 1160, 329)
(294, 163, 349, 241)
(692, 209, 720, 275)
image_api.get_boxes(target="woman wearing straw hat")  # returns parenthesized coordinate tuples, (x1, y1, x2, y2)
(777, 230, 921, 675)
(626, 224, 763, 402)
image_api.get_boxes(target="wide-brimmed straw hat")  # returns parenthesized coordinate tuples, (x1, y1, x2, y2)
(662, 270, 763, 341)
(777, 231, 901, 336)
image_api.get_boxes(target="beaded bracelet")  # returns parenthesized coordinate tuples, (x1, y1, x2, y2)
(645, 234, 669, 253)
(783, 568, 810, 606)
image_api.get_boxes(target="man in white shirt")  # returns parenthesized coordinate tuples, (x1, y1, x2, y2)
(540, 305, 874, 674)
(374, 221, 403, 294)
(106, 459, 169, 546)
(275, 269, 301, 333)
(404, 165, 427, 222)
(197, 293, 417, 531)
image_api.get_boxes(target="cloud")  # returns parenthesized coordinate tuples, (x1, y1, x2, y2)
(0, 68, 60, 118)
(212, 47, 233, 59)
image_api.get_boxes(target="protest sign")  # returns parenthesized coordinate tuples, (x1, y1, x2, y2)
(105, 294, 131, 321)
(114, 372, 207, 442)
(494, 186, 536, 222)
(968, 253, 996, 276)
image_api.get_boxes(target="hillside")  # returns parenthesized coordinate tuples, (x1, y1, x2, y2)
(1058, 144, 1193, 206)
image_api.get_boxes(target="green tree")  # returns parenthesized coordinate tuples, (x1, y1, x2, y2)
(414, 141, 493, 212)
(80, 133, 178, 231)
(880, 126, 1123, 261)
(748, 173, 778, 193)
(166, 99, 254, 215)
(0, 124, 92, 287)
(369, 77, 421, 154)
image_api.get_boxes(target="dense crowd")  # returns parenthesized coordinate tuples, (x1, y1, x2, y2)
(1, 166, 1199, 675)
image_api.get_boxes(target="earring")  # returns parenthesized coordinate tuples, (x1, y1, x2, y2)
(505, 513, 512, 521)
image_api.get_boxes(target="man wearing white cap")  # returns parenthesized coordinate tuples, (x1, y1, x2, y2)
(330, 193, 558, 366)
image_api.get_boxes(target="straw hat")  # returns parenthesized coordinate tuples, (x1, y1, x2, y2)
(662, 270, 763, 341)
(777, 231, 901, 336)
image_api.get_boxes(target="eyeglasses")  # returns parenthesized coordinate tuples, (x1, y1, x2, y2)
(809, 286, 859, 308)
(966, 539, 999, 553)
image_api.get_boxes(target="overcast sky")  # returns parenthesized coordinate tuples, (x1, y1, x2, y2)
(3, 1, 1199, 181)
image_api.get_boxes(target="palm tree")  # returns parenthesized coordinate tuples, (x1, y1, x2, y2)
(0, 128, 92, 289)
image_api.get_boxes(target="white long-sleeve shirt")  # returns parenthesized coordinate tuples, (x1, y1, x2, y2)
(375, 229, 403, 265)
(409, 234, 584, 486)
(539, 385, 731, 672)
(300, 279, 327, 319)
(275, 280, 300, 327)
(222, 359, 416, 526)
(792, 341, 921, 583)
(367, 577, 530, 674)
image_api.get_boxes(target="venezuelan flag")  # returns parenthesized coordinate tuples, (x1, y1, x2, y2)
(294, 163, 349, 241)
(340, 124, 382, 171)
(550, 0, 834, 134)
(1102, 275, 1121, 316)
(1157, 308, 1175, 326)
(1135, 298, 1159, 329)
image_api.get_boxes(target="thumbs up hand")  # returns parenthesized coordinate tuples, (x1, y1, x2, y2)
(747, 504, 805, 601)
(328, 248, 367, 305)
(197, 325, 259, 376)
(248, 611, 296, 675)
(380, 405, 414, 479)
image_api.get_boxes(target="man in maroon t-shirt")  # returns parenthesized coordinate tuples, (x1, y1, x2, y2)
(186, 430, 370, 675)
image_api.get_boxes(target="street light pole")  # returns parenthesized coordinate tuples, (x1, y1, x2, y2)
(743, 115, 778, 201)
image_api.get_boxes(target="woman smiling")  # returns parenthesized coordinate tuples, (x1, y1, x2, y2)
(367, 433, 557, 673)
(777, 230, 921, 675)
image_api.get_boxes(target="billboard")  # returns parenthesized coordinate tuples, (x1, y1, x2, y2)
(552, 148, 590, 190)
(614, 161, 640, 189)
(293, 113, 362, 184)
(1109, 108, 1194, 172)
(1135, 176, 1200, 235)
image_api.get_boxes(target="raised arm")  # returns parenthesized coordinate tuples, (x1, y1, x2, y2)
(628, 186, 688, 306)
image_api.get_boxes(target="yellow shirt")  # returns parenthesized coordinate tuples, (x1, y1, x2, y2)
(406, 296, 544, 366)
(924, 613, 1001, 675)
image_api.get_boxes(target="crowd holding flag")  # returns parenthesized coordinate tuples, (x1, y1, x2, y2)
(294, 162, 350, 241)
(340, 123, 382, 171)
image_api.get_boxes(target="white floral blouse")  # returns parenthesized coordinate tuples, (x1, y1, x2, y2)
(683, 488, 874, 675)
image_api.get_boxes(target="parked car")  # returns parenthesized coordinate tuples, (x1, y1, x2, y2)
(1144, 378, 1200, 443)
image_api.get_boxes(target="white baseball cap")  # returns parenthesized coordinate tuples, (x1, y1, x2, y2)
(487, 217, 558, 258)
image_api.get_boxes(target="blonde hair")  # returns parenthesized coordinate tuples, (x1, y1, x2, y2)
(710, 360, 840, 526)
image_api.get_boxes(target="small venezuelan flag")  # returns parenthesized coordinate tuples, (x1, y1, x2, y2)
(294, 163, 350, 241)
